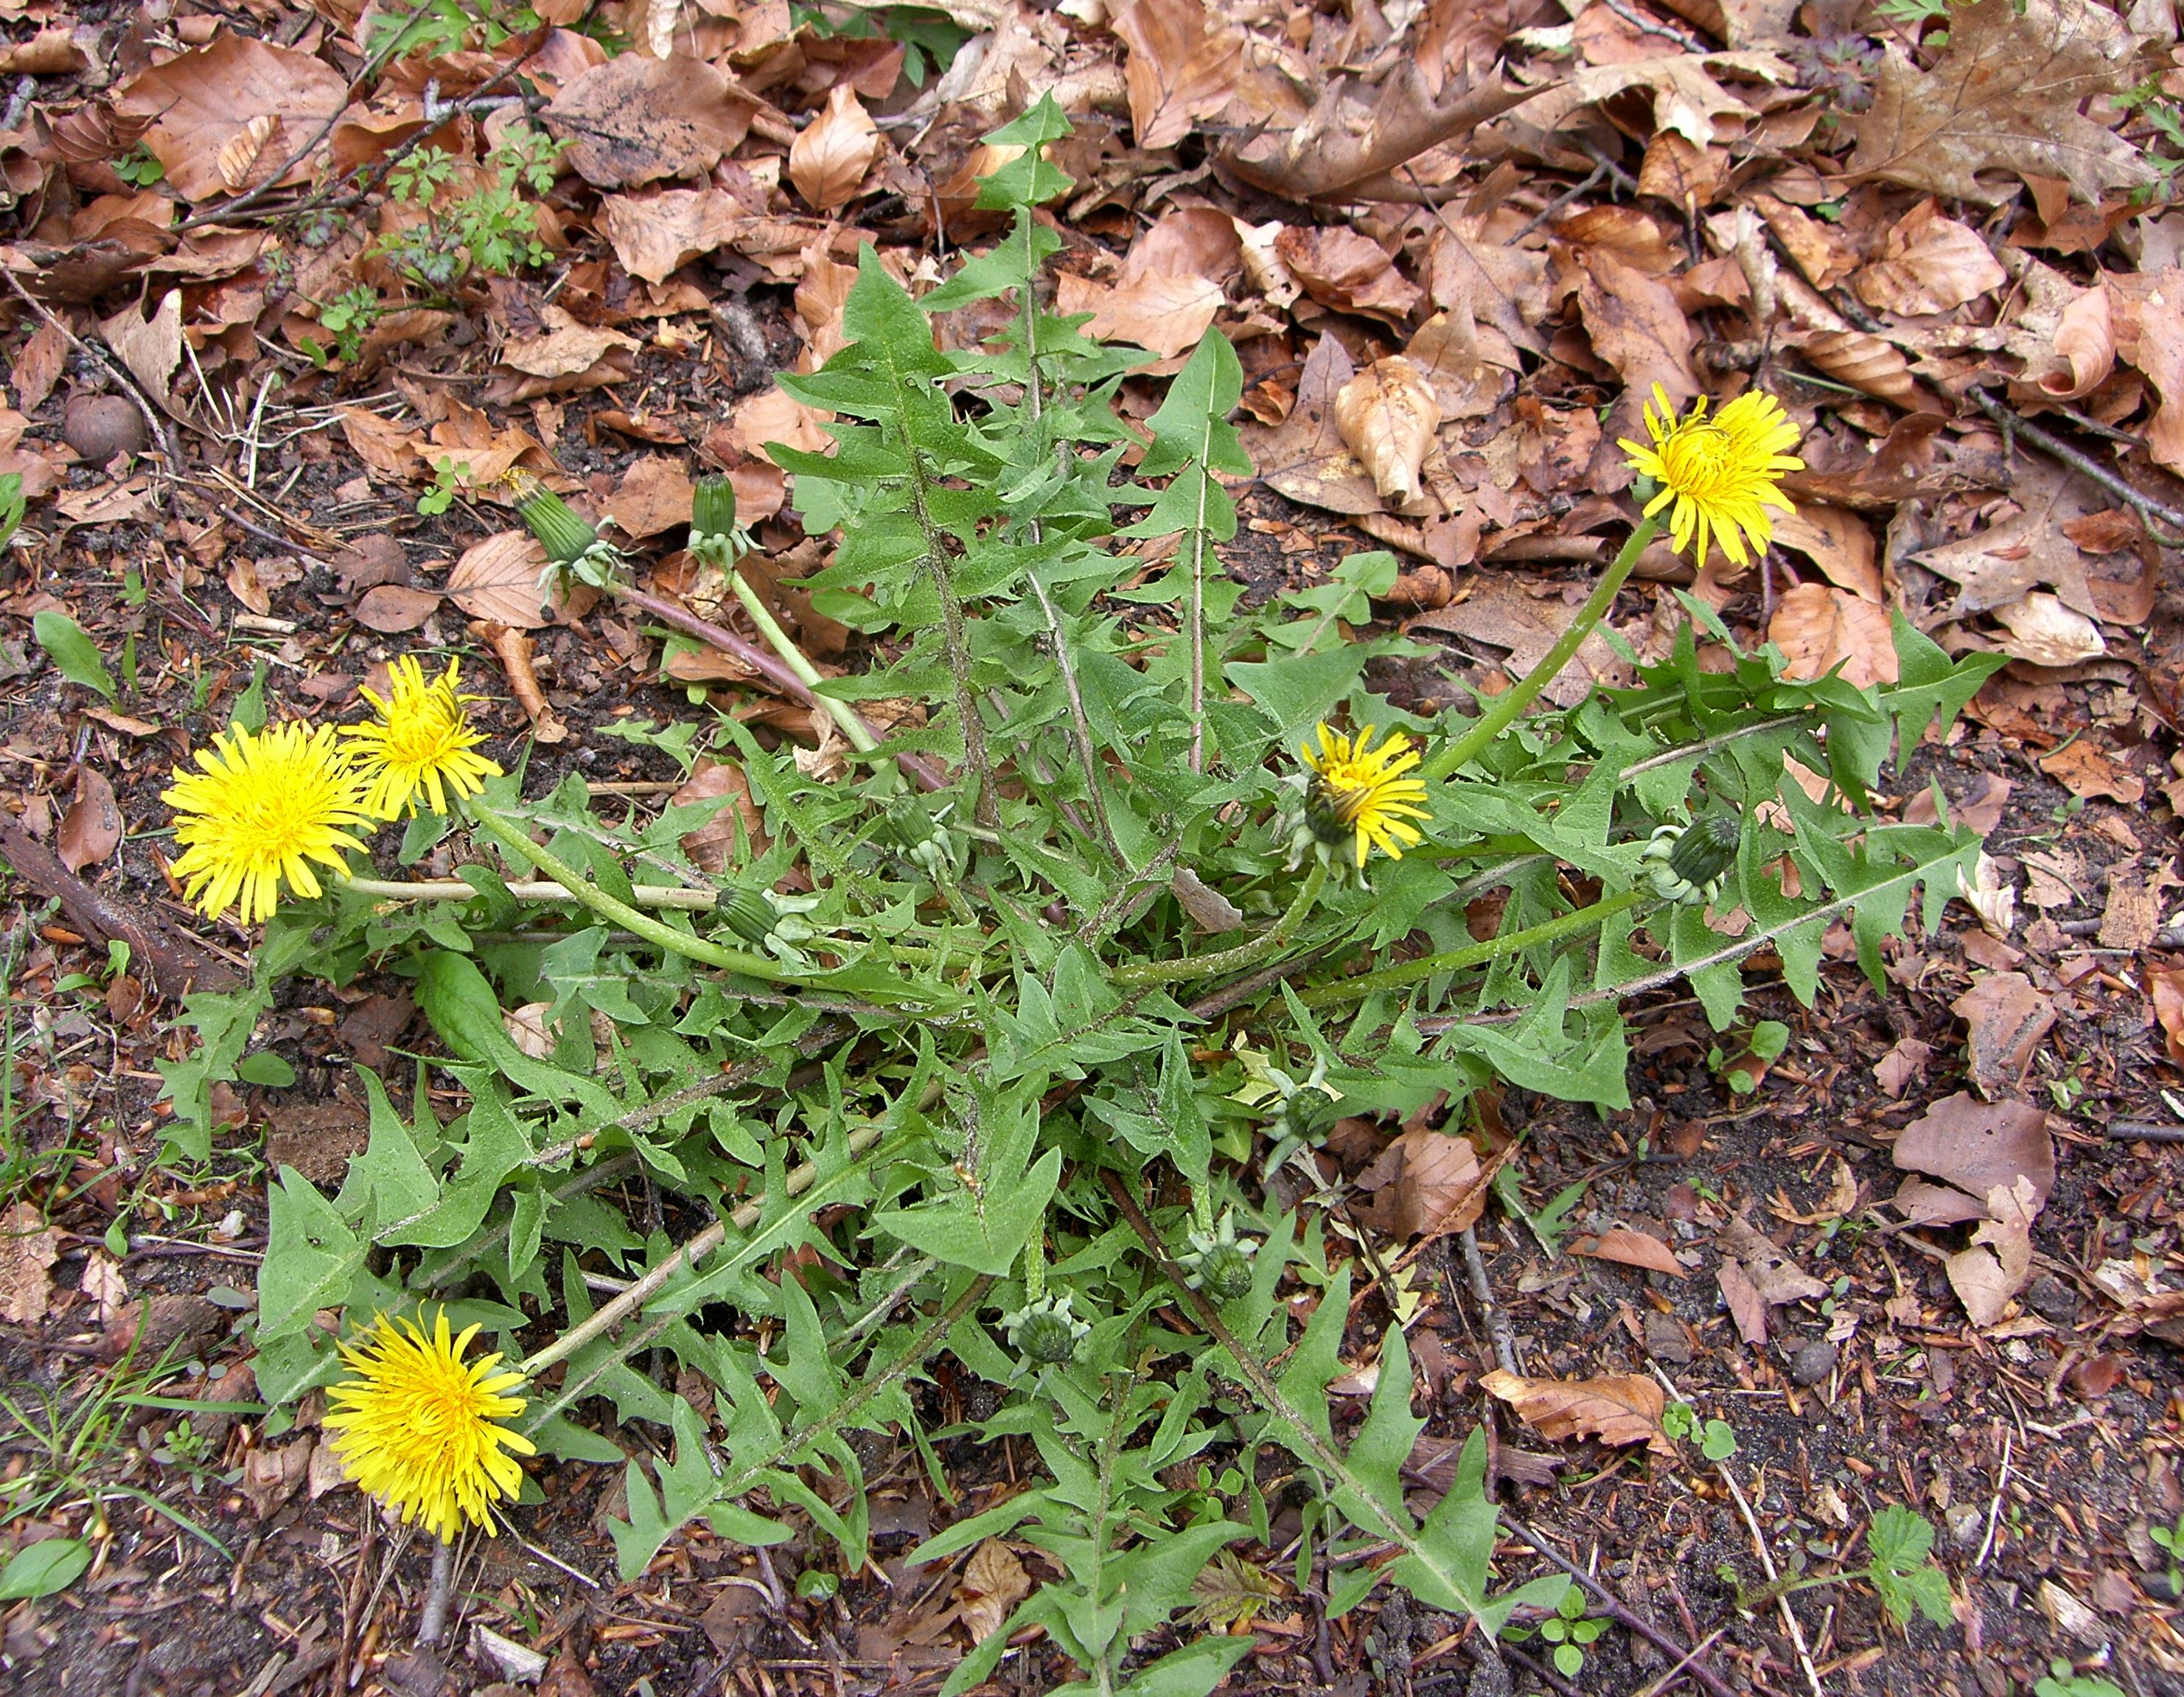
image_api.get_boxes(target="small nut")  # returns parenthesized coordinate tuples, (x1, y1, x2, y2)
(62, 392, 148, 462)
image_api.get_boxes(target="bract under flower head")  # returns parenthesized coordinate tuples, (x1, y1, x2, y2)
(1619, 384, 1803, 570)
(324, 1309, 534, 1543)
(1299, 722, 1430, 868)
(161, 721, 374, 924)
(343, 656, 502, 820)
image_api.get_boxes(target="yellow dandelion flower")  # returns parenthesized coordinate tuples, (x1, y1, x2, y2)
(1618, 384, 1804, 570)
(343, 657, 502, 820)
(162, 722, 374, 924)
(1301, 722, 1431, 867)
(324, 1309, 534, 1544)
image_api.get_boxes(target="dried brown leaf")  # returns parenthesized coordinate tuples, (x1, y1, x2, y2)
(1772, 506, 1880, 602)
(1847, 0, 2155, 205)
(1333, 358, 1441, 506)
(599, 188, 739, 285)
(544, 54, 754, 189)
(1992, 590, 2106, 666)
(1480, 1368, 1671, 1454)
(57, 767, 122, 874)
(2150, 966, 2184, 1065)
(445, 531, 557, 630)
(1891, 1090, 2054, 1216)
(0, 1201, 59, 1325)
(352, 585, 442, 633)
(1717, 1257, 1768, 1345)
(956, 1540, 1030, 1646)
(1356, 1127, 1485, 1238)
(1054, 270, 1223, 361)
(1717, 1212, 1827, 1306)
(1852, 201, 2007, 316)
(1768, 582, 1899, 688)
(114, 35, 346, 201)
(1950, 972, 2056, 1098)
(1112, 0, 1245, 152)
(1574, 248, 1695, 408)
(1946, 1174, 2039, 1327)
(789, 86, 879, 213)
(1274, 226, 1422, 327)
(674, 759, 768, 871)
(1569, 1226, 1685, 1278)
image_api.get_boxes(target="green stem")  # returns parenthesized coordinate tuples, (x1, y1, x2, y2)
(343, 874, 719, 910)
(726, 567, 879, 755)
(1108, 860, 1326, 989)
(1299, 888, 1644, 1008)
(467, 808, 799, 983)
(1420, 514, 1660, 783)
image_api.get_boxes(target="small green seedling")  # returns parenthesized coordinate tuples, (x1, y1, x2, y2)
(1663, 1400, 1740, 1461)
(2148, 1508, 2184, 1593)
(2033, 1663, 2127, 1697)
(1527, 1583, 1608, 1677)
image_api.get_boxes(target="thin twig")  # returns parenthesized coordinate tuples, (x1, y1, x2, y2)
(2105, 1121, 2184, 1142)
(1965, 385, 2184, 545)
(1714, 1463, 1824, 1697)
(1974, 1426, 2012, 1569)
(1633, 1628, 1729, 1697)
(1460, 1225, 1520, 1376)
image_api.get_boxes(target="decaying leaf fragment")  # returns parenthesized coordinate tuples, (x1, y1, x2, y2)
(1482, 1368, 1672, 1455)
(1333, 357, 1441, 506)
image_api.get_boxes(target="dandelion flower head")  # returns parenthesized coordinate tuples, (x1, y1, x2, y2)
(324, 1309, 534, 1542)
(161, 721, 373, 924)
(1300, 722, 1431, 868)
(1619, 384, 1803, 570)
(343, 657, 501, 820)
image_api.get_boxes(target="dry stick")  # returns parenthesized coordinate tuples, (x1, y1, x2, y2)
(1965, 385, 2184, 545)
(603, 579, 946, 793)
(2106, 1121, 2184, 1142)
(1460, 1225, 1520, 1376)
(1715, 1463, 1824, 1697)
(1, 268, 179, 474)
(1633, 1629, 1730, 1697)
(1497, 1516, 1740, 1697)
(1974, 1426, 2013, 1570)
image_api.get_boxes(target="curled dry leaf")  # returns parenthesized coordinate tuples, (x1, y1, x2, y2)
(1480, 1368, 1672, 1456)
(598, 188, 739, 285)
(1111, 0, 1246, 152)
(1569, 1226, 1686, 1278)
(673, 759, 769, 872)
(57, 766, 122, 874)
(1992, 591, 2106, 666)
(1852, 201, 2007, 316)
(1355, 1126, 1485, 1239)
(1891, 1090, 2054, 1217)
(470, 621, 568, 745)
(2149, 966, 2184, 1066)
(1055, 270, 1223, 361)
(789, 86, 880, 214)
(352, 584, 442, 633)
(2039, 284, 2115, 400)
(956, 1540, 1031, 1646)
(1171, 867, 1243, 933)
(1274, 226, 1423, 327)
(1333, 358, 1441, 506)
(1768, 582, 1899, 688)
(1800, 329, 1920, 406)
(1946, 1174, 2039, 1327)
(1717, 1211, 1827, 1306)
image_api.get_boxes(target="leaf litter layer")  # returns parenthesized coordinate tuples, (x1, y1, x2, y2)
(0, 1, 2183, 1695)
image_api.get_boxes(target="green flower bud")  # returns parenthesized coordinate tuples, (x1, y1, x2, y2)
(1196, 1244, 1255, 1302)
(718, 885, 778, 947)
(1002, 1293, 1088, 1368)
(1669, 814, 1739, 890)
(511, 476, 600, 566)
(692, 474, 739, 548)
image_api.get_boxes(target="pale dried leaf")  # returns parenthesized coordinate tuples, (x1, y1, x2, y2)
(1992, 591, 2105, 666)
(1772, 506, 1880, 602)
(1768, 582, 1899, 687)
(1874, 1036, 1933, 1099)
(1274, 226, 1423, 327)
(673, 759, 768, 872)
(1356, 1127, 1485, 1239)
(1333, 358, 1441, 506)
(1717, 1257, 1768, 1345)
(1847, 0, 2155, 205)
(1852, 201, 2007, 316)
(1717, 1212, 1827, 1305)
(1111, 0, 1244, 151)
(1576, 249, 1695, 406)
(1054, 270, 1223, 361)
(2133, 289, 2184, 474)
(445, 531, 557, 630)
(1515, 51, 1794, 150)
(1569, 1226, 1685, 1278)
(80, 1251, 127, 1323)
(957, 1540, 1030, 1645)
(599, 188, 739, 285)
(1481, 1368, 1671, 1454)
(1954, 850, 2017, 939)
(98, 290, 184, 410)
(353, 585, 442, 633)
(0, 1202, 60, 1325)
(216, 113, 279, 192)
(1946, 1174, 2039, 1326)
(500, 307, 640, 380)
(603, 456, 694, 540)
(789, 85, 880, 213)
(2042, 283, 2116, 400)
(114, 35, 347, 201)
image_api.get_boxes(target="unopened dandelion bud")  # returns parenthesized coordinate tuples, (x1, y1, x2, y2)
(691, 475, 739, 551)
(1197, 1244, 1255, 1302)
(1670, 814, 1739, 889)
